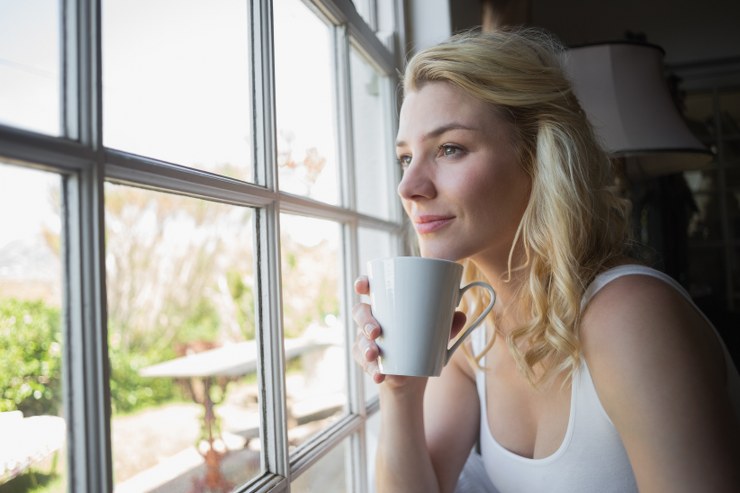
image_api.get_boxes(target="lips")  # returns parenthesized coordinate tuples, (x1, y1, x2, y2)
(413, 215, 455, 234)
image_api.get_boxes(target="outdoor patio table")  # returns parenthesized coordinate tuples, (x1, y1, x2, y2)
(139, 336, 332, 492)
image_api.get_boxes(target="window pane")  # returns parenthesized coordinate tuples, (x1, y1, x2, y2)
(351, 47, 394, 219)
(357, 227, 394, 401)
(102, 0, 253, 181)
(0, 162, 67, 491)
(105, 184, 260, 491)
(274, 0, 339, 204)
(365, 411, 381, 493)
(685, 170, 721, 241)
(280, 214, 346, 448)
(291, 436, 350, 492)
(720, 90, 740, 169)
(0, 1, 61, 135)
(688, 245, 725, 302)
(684, 91, 715, 144)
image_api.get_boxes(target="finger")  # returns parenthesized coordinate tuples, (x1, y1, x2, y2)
(351, 331, 384, 382)
(352, 329, 380, 363)
(450, 311, 467, 339)
(368, 360, 385, 383)
(354, 276, 370, 295)
(351, 302, 381, 339)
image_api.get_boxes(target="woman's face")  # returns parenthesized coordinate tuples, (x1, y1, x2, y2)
(396, 81, 531, 264)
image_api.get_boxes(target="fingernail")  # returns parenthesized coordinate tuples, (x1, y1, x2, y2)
(364, 323, 377, 337)
(364, 346, 372, 360)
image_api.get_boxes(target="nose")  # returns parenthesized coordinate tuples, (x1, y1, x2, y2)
(397, 160, 436, 201)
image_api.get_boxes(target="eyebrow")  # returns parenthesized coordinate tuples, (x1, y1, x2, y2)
(395, 123, 479, 148)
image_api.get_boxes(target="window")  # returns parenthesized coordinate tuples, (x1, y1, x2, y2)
(0, 1, 404, 492)
(684, 88, 740, 312)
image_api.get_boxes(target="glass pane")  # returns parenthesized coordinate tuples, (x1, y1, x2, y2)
(280, 214, 346, 447)
(720, 90, 740, 166)
(291, 437, 350, 492)
(365, 411, 381, 493)
(684, 169, 715, 194)
(0, 1, 61, 135)
(357, 227, 394, 401)
(105, 184, 260, 491)
(274, 0, 339, 204)
(102, 0, 253, 181)
(687, 245, 725, 302)
(350, 47, 394, 219)
(0, 162, 67, 491)
(684, 91, 715, 144)
(727, 191, 740, 240)
(685, 169, 720, 241)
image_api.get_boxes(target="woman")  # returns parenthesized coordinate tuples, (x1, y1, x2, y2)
(352, 28, 740, 492)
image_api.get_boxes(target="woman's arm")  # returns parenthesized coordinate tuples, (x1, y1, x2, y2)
(375, 351, 480, 493)
(352, 277, 480, 493)
(581, 274, 740, 492)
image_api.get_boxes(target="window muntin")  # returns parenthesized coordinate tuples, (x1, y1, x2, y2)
(0, 0, 61, 135)
(0, 162, 67, 490)
(102, 0, 253, 182)
(105, 183, 261, 490)
(352, 0, 375, 29)
(274, 0, 340, 205)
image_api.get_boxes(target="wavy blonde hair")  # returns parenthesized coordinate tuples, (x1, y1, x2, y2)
(402, 28, 632, 385)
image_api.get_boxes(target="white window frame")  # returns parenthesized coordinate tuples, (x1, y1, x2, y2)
(0, 0, 406, 491)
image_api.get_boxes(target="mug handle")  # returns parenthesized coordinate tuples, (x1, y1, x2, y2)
(445, 282, 496, 364)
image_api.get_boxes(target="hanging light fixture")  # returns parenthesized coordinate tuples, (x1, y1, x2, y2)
(564, 41, 712, 178)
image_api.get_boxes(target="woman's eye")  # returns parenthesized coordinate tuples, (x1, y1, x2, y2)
(398, 155, 412, 169)
(440, 144, 462, 158)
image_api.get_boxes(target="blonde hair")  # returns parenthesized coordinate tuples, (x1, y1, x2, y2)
(402, 28, 632, 385)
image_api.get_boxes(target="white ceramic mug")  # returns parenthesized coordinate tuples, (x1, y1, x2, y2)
(367, 256, 496, 377)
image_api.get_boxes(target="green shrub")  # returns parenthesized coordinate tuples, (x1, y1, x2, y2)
(108, 343, 180, 415)
(0, 298, 182, 417)
(0, 299, 63, 416)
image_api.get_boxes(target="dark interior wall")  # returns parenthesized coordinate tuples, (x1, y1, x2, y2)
(449, 0, 740, 69)
(531, 0, 740, 65)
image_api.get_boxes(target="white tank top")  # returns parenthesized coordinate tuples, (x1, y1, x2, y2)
(471, 264, 740, 493)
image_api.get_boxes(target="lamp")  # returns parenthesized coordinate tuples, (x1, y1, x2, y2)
(564, 42, 712, 178)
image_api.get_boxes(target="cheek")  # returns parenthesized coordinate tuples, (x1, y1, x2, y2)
(468, 163, 529, 224)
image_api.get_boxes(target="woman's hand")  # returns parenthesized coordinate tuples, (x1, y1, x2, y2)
(351, 275, 397, 386)
(351, 275, 467, 389)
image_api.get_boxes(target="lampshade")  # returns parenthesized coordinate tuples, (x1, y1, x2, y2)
(564, 42, 712, 177)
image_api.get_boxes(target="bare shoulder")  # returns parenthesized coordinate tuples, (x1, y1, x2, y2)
(579, 271, 740, 490)
(580, 271, 725, 382)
